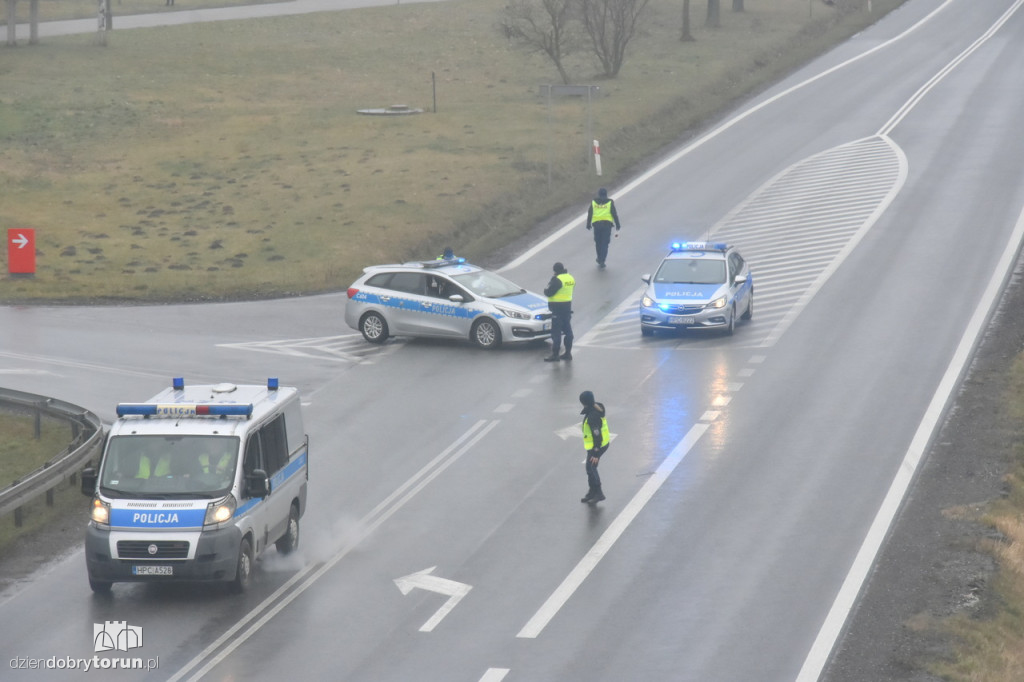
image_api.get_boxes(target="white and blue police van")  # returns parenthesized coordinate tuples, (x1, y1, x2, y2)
(81, 378, 308, 594)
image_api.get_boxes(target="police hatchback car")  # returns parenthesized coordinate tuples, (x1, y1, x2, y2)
(346, 258, 552, 349)
(640, 241, 753, 336)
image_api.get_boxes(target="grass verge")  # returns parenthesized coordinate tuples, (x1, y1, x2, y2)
(1, 0, 902, 302)
(930, 353, 1024, 681)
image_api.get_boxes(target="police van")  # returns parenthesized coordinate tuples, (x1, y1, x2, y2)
(80, 378, 308, 594)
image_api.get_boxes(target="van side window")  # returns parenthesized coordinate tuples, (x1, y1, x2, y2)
(243, 432, 263, 476)
(260, 414, 289, 476)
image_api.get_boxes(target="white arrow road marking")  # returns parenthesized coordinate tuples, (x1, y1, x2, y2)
(11, 233, 29, 248)
(394, 566, 472, 632)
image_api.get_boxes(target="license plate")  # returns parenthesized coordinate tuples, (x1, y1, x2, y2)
(133, 565, 173, 576)
(667, 315, 695, 325)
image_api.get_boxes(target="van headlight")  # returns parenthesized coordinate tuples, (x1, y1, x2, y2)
(90, 497, 111, 528)
(706, 296, 727, 309)
(204, 494, 237, 528)
(494, 305, 531, 321)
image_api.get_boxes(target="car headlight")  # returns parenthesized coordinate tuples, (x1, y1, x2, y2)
(706, 296, 727, 309)
(494, 305, 531, 321)
(90, 496, 110, 527)
(641, 296, 655, 307)
(204, 494, 237, 528)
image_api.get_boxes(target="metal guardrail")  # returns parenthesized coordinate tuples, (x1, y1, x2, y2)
(0, 387, 104, 523)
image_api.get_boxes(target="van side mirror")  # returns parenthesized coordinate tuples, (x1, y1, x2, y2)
(245, 469, 270, 498)
(81, 467, 98, 497)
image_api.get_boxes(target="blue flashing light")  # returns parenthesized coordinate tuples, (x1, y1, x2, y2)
(671, 241, 728, 252)
(116, 403, 254, 418)
(267, 378, 279, 391)
(172, 377, 185, 390)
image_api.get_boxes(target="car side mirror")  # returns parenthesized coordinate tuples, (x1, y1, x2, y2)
(81, 467, 98, 497)
(245, 469, 270, 498)
(733, 274, 747, 285)
(448, 294, 465, 303)
(641, 274, 651, 284)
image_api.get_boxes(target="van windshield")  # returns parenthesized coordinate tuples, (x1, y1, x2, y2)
(99, 435, 239, 499)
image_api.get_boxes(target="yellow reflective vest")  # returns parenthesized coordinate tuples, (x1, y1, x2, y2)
(548, 273, 575, 302)
(591, 200, 613, 224)
(582, 415, 610, 450)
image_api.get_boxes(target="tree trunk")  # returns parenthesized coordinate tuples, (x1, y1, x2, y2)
(680, 0, 693, 41)
(6, 0, 17, 46)
(706, 0, 720, 28)
(732, 0, 743, 11)
(29, 0, 38, 44)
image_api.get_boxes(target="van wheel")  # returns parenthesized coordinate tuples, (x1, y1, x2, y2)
(231, 537, 253, 593)
(360, 312, 389, 344)
(471, 318, 502, 349)
(275, 505, 300, 555)
(89, 577, 112, 594)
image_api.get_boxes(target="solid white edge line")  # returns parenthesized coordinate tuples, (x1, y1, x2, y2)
(517, 422, 710, 639)
(794, 203, 1024, 682)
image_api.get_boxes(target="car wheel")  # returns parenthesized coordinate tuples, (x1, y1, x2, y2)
(275, 504, 300, 555)
(89, 576, 112, 594)
(742, 291, 754, 320)
(360, 312, 389, 344)
(725, 305, 736, 336)
(641, 326, 654, 337)
(231, 537, 254, 593)
(471, 318, 502, 349)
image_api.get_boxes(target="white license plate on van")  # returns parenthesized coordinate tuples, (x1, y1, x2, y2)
(668, 315, 695, 325)
(133, 565, 173, 576)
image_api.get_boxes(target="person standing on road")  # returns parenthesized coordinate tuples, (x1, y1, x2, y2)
(579, 390, 609, 503)
(543, 262, 575, 362)
(586, 188, 622, 268)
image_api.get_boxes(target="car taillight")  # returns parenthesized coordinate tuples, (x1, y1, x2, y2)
(347, 288, 359, 299)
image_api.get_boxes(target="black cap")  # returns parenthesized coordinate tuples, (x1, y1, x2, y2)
(553, 262, 566, 273)
(579, 390, 595, 407)
(598, 188, 608, 199)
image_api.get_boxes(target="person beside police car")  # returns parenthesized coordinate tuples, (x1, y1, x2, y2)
(543, 262, 575, 362)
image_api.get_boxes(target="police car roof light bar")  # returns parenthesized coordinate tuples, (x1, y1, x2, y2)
(268, 378, 279, 391)
(421, 257, 467, 268)
(671, 241, 729, 252)
(116, 403, 255, 418)
(172, 377, 185, 390)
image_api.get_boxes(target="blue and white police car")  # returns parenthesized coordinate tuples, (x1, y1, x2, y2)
(345, 258, 552, 349)
(640, 241, 753, 336)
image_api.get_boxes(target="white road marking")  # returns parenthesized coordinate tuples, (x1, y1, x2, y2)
(517, 422, 709, 638)
(479, 669, 510, 682)
(394, 566, 473, 632)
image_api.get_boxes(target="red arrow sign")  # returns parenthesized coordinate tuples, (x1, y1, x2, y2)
(8, 228, 36, 274)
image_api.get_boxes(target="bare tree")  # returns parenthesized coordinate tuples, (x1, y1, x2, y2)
(578, 0, 651, 78)
(499, 0, 579, 85)
(706, 0, 720, 27)
(680, 0, 693, 41)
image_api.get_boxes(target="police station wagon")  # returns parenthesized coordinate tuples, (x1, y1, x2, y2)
(345, 258, 552, 349)
(640, 241, 754, 336)
(80, 378, 308, 594)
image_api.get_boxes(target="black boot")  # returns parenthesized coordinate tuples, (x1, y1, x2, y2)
(589, 487, 605, 503)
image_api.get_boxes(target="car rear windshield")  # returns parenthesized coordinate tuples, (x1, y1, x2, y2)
(655, 258, 727, 285)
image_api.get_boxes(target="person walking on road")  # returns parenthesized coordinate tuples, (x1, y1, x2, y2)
(543, 262, 575, 362)
(586, 188, 622, 268)
(579, 390, 609, 503)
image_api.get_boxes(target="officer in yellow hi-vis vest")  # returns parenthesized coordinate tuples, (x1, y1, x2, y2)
(543, 262, 575, 362)
(579, 390, 609, 503)
(586, 188, 622, 268)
